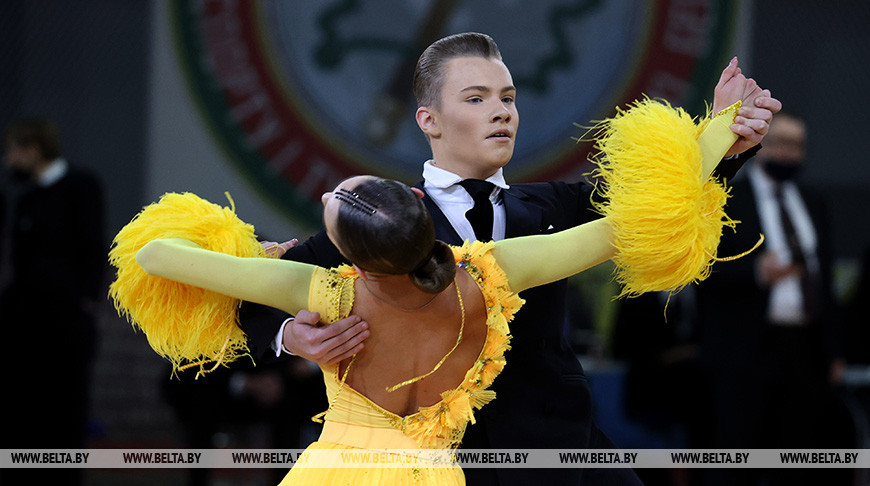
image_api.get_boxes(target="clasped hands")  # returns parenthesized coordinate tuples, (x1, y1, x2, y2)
(712, 56, 783, 157)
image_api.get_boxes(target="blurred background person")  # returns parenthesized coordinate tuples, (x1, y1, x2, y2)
(695, 111, 853, 486)
(0, 118, 105, 486)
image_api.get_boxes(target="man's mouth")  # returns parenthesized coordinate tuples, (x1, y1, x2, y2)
(487, 129, 512, 140)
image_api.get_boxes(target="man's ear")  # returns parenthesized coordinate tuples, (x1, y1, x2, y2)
(410, 187, 425, 199)
(416, 106, 441, 138)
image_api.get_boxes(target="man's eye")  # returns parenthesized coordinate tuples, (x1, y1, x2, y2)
(467, 97, 483, 103)
(502, 97, 514, 103)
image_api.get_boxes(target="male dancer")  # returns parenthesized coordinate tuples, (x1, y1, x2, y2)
(241, 33, 780, 485)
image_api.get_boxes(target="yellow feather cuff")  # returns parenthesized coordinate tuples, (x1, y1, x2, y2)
(108, 192, 264, 375)
(589, 98, 738, 297)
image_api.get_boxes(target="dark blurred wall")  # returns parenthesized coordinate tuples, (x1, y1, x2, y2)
(0, 0, 151, 241)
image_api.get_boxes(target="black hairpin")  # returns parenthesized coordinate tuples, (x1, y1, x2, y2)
(334, 188, 378, 215)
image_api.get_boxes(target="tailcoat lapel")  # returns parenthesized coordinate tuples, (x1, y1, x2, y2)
(414, 181, 464, 245)
(502, 186, 545, 238)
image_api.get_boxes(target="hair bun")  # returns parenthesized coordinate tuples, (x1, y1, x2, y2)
(410, 240, 456, 294)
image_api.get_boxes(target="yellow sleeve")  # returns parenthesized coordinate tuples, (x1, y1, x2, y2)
(136, 238, 315, 315)
(493, 101, 739, 294)
(699, 103, 741, 180)
(492, 219, 612, 293)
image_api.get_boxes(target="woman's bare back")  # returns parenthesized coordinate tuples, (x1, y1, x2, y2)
(339, 268, 488, 417)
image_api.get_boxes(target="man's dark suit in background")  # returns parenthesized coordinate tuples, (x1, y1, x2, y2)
(1, 118, 105, 486)
(695, 112, 851, 486)
(1, 165, 104, 483)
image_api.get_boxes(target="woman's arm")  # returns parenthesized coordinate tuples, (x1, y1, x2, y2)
(137, 238, 315, 315)
(492, 218, 614, 293)
(494, 102, 740, 294)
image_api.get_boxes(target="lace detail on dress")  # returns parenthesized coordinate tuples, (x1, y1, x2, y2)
(312, 265, 357, 322)
(309, 265, 359, 423)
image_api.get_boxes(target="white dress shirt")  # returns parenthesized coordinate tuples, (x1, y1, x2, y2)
(38, 158, 69, 187)
(748, 163, 819, 325)
(421, 160, 510, 242)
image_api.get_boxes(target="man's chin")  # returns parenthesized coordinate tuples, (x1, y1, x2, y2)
(488, 152, 513, 170)
(472, 160, 509, 179)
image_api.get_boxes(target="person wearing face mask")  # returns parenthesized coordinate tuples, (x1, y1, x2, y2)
(0, 118, 105, 486)
(695, 111, 850, 486)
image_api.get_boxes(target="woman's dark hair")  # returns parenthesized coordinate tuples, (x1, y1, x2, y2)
(332, 177, 456, 293)
(413, 32, 502, 108)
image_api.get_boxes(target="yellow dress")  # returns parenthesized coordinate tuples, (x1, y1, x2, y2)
(279, 241, 521, 485)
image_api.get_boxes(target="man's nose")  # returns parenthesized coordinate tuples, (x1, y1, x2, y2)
(491, 105, 511, 123)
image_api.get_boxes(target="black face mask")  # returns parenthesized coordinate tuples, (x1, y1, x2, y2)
(762, 159, 802, 182)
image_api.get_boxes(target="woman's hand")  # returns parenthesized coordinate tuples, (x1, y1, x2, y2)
(261, 239, 299, 258)
(712, 57, 750, 115)
(713, 57, 783, 157)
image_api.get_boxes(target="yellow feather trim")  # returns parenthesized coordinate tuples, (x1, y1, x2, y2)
(107, 192, 265, 375)
(404, 241, 523, 449)
(589, 98, 736, 297)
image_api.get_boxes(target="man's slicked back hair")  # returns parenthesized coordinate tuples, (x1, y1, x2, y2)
(413, 32, 502, 108)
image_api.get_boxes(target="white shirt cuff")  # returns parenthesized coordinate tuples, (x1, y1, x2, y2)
(271, 317, 296, 357)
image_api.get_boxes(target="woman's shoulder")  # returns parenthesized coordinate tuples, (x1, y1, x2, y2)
(309, 264, 359, 324)
(450, 240, 524, 335)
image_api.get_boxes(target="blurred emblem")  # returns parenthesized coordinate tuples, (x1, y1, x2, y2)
(174, 0, 734, 227)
